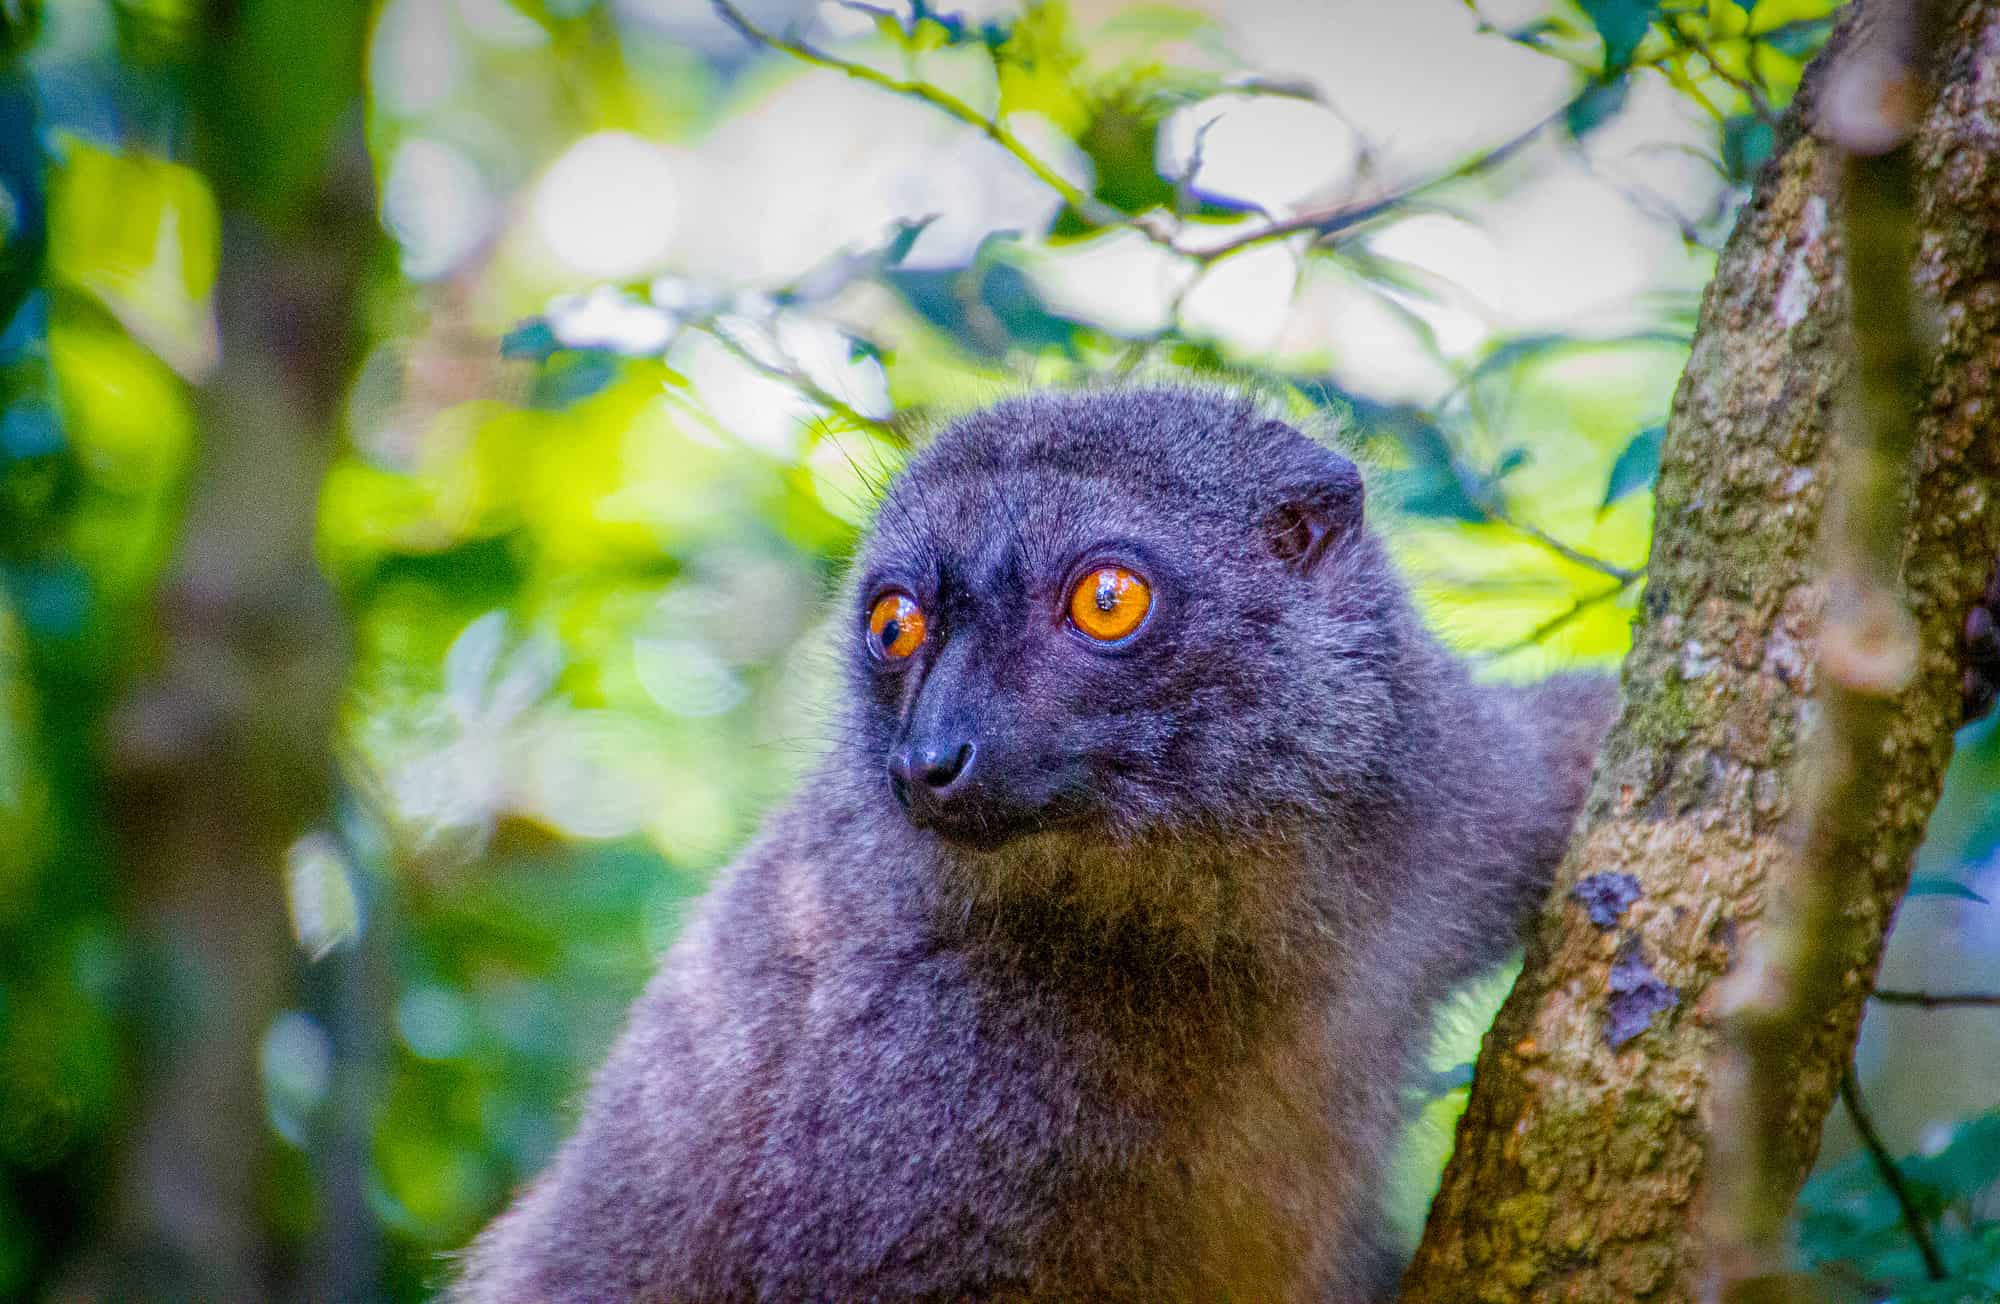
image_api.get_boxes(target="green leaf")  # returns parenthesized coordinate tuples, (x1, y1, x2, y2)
(0, 2, 43, 65)
(1763, 18, 1833, 59)
(0, 400, 61, 460)
(501, 320, 559, 362)
(1578, 0, 1661, 72)
(1068, 91, 1175, 220)
(0, 78, 46, 327)
(1905, 1110, 2000, 1204)
(1458, 332, 1579, 387)
(888, 256, 1081, 359)
(882, 216, 932, 268)
(907, 16, 954, 54)
(1388, 420, 1488, 523)
(871, 10, 909, 44)
(531, 351, 620, 408)
(1905, 877, 1990, 904)
(1091, 6, 1216, 45)
(1722, 114, 1776, 184)
(1566, 75, 1630, 139)
(1497, 17, 1565, 52)
(1602, 425, 1665, 508)
(1492, 448, 1531, 480)
(48, 138, 221, 378)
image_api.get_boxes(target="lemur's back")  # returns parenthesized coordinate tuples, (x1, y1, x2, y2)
(454, 389, 1617, 1302)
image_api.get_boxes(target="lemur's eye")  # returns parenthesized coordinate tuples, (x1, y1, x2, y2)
(867, 592, 927, 660)
(1068, 567, 1151, 643)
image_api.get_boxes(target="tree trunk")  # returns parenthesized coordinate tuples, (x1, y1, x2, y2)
(75, 200, 366, 1300)
(1400, 2, 2000, 1299)
(60, 14, 374, 1297)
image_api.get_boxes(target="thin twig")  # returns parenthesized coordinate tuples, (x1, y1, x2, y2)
(1838, 1066, 1949, 1282)
(1871, 988, 2000, 1009)
(1153, 103, 1566, 265)
(699, 318, 894, 440)
(710, 0, 1111, 224)
(1654, 45, 1733, 123)
(1492, 10, 1831, 80)
(1667, 15, 1783, 129)
(1170, 112, 1227, 218)
(1480, 576, 1640, 660)
(710, 0, 1563, 267)
(1487, 509, 1646, 584)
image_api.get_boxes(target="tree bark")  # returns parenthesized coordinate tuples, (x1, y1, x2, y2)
(1400, 2, 2000, 1299)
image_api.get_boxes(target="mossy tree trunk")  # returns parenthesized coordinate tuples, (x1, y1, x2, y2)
(1400, 1, 2000, 1299)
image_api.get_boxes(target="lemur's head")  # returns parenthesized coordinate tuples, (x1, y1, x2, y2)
(844, 388, 1411, 857)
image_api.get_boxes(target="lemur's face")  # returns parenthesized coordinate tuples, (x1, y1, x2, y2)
(845, 391, 1388, 853)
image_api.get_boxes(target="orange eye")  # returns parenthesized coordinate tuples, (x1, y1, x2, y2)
(867, 592, 927, 660)
(1068, 566, 1151, 643)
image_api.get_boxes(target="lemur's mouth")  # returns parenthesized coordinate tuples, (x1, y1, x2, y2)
(892, 773, 1091, 853)
(893, 782, 1031, 851)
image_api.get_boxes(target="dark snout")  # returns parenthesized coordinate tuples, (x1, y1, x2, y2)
(886, 646, 1084, 850)
(888, 725, 1020, 849)
(888, 718, 1096, 849)
(888, 737, 975, 806)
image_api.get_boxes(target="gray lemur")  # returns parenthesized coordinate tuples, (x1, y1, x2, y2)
(454, 387, 1621, 1302)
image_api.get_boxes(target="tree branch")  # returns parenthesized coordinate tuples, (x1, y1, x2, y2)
(1707, 5, 1935, 1296)
(708, 0, 1562, 268)
(701, 316, 894, 439)
(1401, 2, 2000, 1296)
(1164, 106, 1564, 264)
(707, 0, 1110, 224)
(1871, 988, 2000, 1008)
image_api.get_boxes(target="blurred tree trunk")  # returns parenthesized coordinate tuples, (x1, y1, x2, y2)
(1401, 1, 2000, 1299)
(61, 5, 374, 1298)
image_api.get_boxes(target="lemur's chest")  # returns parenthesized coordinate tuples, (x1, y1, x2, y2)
(743, 957, 1345, 1300)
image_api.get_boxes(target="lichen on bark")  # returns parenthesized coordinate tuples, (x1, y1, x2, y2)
(1399, 2, 2000, 1299)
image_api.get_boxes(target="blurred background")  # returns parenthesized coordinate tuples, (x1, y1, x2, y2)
(0, 0, 1993, 1298)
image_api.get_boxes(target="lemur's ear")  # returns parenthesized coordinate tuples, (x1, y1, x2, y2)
(1260, 440, 1364, 574)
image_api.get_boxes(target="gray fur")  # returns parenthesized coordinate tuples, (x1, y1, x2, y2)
(454, 387, 1617, 1302)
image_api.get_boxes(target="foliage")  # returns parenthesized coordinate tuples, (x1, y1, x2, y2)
(1800, 1108, 2000, 1300)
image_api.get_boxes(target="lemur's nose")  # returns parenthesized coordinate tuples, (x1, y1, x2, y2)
(890, 739, 975, 795)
